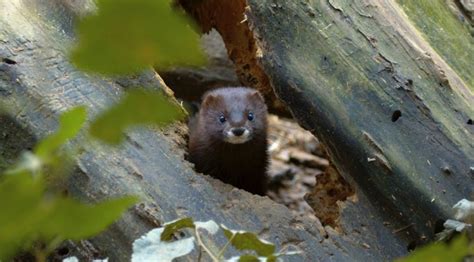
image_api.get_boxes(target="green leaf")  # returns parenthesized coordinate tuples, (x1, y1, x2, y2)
(0, 172, 137, 260)
(71, 0, 205, 75)
(237, 255, 261, 262)
(35, 106, 87, 160)
(160, 217, 195, 241)
(41, 196, 137, 240)
(397, 235, 472, 262)
(6, 107, 86, 176)
(221, 225, 276, 257)
(89, 89, 184, 145)
(0, 172, 44, 259)
(227, 255, 277, 262)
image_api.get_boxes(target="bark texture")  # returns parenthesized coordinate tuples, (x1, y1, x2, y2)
(179, 0, 474, 244)
(0, 0, 413, 261)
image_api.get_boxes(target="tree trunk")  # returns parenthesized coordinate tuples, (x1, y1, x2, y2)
(1, 0, 472, 261)
(0, 0, 411, 261)
(179, 0, 474, 243)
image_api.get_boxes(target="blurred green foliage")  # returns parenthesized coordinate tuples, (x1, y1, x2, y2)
(1, 0, 205, 259)
(71, 0, 205, 75)
(89, 89, 184, 145)
(397, 235, 473, 262)
(0, 91, 184, 259)
(0, 107, 137, 261)
(35, 106, 86, 160)
(237, 254, 277, 262)
(0, 172, 136, 260)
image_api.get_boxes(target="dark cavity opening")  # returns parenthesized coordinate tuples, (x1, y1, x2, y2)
(160, 28, 354, 230)
(434, 219, 445, 234)
(56, 247, 70, 256)
(391, 110, 402, 122)
(2, 58, 17, 65)
(407, 240, 417, 251)
(442, 166, 452, 176)
(467, 119, 473, 125)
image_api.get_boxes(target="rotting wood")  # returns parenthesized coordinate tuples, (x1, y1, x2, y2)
(179, 0, 474, 250)
(0, 0, 409, 261)
(178, 0, 289, 115)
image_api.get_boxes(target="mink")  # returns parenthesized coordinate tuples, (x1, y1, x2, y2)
(188, 87, 268, 195)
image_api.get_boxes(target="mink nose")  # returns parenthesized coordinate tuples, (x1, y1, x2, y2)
(232, 127, 246, 136)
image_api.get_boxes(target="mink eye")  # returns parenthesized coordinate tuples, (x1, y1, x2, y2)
(218, 114, 226, 123)
(247, 112, 254, 121)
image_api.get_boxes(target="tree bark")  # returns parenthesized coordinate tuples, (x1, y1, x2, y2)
(0, 0, 413, 261)
(179, 0, 474, 244)
(158, 29, 241, 104)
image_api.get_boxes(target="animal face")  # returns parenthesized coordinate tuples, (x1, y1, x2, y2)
(200, 87, 267, 144)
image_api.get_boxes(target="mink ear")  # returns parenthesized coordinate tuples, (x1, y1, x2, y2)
(202, 93, 217, 107)
(248, 90, 265, 103)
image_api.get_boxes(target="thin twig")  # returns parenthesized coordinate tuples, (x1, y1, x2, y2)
(217, 233, 236, 259)
(195, 227, 219, 262)
(197, 245, 202, 262)
(392, 223, 414, 234)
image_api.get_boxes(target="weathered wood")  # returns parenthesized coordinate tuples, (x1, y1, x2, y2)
(0, 0, 410, 261)
(397, 0, 474, 89)
(179, 0, 474, 247)
(159, 29, 241, 103)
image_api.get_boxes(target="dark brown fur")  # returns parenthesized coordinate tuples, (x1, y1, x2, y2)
(188, 87, 268, 195)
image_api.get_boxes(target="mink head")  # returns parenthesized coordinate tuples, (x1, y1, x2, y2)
(199, 87, 268, 144)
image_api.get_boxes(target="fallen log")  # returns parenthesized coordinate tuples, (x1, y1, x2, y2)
(179, 0, 474, 246)
(0, 0, 410, 261)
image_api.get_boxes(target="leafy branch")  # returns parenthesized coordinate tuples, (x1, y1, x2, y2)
(132, 217, 300, 261)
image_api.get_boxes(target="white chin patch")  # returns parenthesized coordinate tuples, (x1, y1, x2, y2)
(225, 129, 250, 144)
